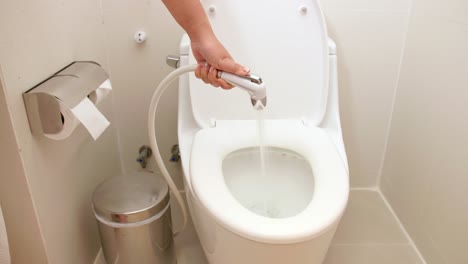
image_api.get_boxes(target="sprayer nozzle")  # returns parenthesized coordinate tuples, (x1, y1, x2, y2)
(252, 97, 267, 110)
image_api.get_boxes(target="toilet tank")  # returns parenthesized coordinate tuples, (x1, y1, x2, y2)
(186, 0, 329, 127)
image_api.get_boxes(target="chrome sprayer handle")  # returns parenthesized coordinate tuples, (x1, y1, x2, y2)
(217, 71, 267, 109)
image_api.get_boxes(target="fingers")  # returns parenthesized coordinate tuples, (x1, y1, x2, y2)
(207, 65, 220, 88)
(194, 64, 202, 80)
(191, 37, 249, 89)
(217, 57, 250, 76)
(195, 62, 234, 89)
(195, 62, 208, 84)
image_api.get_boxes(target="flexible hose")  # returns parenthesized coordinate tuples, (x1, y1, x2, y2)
(148, 64, 197, 236)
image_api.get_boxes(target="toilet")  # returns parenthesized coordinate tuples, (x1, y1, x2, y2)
(176, 0, 349, 263)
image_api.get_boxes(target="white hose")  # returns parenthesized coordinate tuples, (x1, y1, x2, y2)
(148, 64, 197, 236)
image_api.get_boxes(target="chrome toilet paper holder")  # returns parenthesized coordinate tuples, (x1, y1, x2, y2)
(23, 61, 109, 138)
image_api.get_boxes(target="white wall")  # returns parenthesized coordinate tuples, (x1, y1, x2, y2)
(100, 0, 185, 188)
(0, 69, 49, 263)
(380, 0, 468, 263)
(0, 0, 121, 263)
(321, 0, 413, 187)
(0, 206, 10, 263)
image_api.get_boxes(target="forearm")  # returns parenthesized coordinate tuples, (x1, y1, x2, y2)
(162, 0, 214, 42)
(162, 0, 248, 82)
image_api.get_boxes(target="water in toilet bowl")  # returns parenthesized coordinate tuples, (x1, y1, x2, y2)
(223, 147, 315, 219)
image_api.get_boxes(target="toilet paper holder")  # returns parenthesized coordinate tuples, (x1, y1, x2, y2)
(23, 61, 110, 138)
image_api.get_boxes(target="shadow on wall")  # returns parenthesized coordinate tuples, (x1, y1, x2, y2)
(0, 206, 10, 264)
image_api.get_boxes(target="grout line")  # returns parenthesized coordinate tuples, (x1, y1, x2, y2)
(376, 189, 427, 264)
(375, 0, 415, 188)
(93, 248, 104, 264)
(350, 186, 378, 191)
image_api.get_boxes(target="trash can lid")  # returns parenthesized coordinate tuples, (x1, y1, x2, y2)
(92, 172, 170, 224)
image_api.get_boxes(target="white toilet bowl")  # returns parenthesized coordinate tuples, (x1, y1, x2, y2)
(176, 0, 349, 263)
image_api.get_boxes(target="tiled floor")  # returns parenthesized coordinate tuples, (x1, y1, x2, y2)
(323, 190, 423, 264)
(172, 190, 425, 264)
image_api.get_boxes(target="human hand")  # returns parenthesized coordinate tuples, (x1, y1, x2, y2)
(192, 35, 250, 89)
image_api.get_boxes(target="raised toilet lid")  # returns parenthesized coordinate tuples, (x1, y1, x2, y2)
(190, 120, 349, 244)
(187, 0, 330, 127)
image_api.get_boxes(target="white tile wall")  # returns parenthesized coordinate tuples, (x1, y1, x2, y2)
(100, 0, 185, 186)
(0, 69, 49, 263)
(0, 206, 11, 264)
(0, 0, 121, 263)
(380, 0, 468, 263)
(321, 0, 412, 187)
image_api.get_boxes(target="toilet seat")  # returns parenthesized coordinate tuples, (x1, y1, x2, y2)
(190, 120, 349, 244)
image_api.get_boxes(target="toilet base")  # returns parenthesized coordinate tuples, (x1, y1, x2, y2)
(185, 187, 339, 264)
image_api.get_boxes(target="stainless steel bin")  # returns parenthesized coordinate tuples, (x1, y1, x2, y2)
(92, 172, 176, 264)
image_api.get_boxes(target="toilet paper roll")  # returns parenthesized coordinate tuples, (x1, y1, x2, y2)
(43, 100, 81, 140)
(44, 97, 110, 141)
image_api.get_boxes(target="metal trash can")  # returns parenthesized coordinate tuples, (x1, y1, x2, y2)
(92, 172, 176, 264)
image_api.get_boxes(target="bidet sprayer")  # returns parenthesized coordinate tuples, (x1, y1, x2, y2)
(217, 71, 267, 110)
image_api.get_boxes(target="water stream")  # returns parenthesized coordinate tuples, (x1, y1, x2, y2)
(257, 110, 267, 180)
(256, 110, 276, 217)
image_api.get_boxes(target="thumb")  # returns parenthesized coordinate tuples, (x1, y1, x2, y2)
(217, 57, 250, 76)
